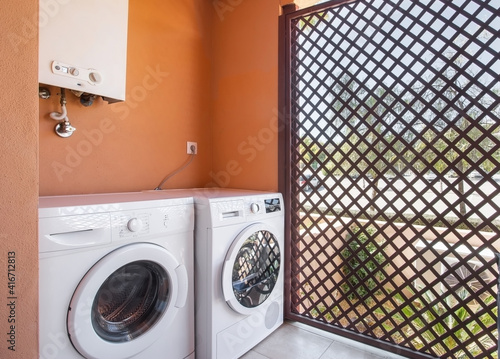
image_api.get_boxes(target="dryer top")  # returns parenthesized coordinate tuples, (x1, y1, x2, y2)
(191, 189, 284, 228)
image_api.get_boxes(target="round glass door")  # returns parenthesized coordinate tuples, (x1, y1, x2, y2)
(92, 260, 170, 342)
(222, 223, 281, 314)
(68, 243, 188, 359)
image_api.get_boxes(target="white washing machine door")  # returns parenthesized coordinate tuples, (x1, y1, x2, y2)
(67, 243, 188, 359)
(222, 223, 281, 315)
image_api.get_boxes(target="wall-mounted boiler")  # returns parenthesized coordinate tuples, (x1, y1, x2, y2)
(39, 0, 129, 102)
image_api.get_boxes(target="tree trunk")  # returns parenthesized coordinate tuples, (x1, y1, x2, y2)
(370, 177, 378, 214)
(457, 160, 466, 215)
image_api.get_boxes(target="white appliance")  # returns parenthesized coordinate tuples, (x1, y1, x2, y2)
(192, 189, 285, 359)
(39, 192, 195, 359)
(38, 0, 128, 101)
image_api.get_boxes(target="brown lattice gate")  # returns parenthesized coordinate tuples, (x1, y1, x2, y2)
(279, 1, 500, 358)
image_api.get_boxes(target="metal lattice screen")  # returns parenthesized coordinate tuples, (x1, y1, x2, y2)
(285, 0, 500, 358)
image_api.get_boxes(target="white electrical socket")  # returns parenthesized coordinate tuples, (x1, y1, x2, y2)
(187, 141, 198, 154)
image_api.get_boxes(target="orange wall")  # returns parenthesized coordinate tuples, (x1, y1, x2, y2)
(210, 0, 318, 191)
(39, 0, 321, 195)
(0, 1, 39, 358)
(211, 0, 281, 191)
(39, 0, 213, 195)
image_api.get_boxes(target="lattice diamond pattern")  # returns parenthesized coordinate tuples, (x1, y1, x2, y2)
(288, 1, 500, 358)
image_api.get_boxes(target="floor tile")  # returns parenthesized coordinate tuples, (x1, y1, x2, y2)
(239, 350, 270, 359)
(286, 321, 408, 359)
(319, 342, 385, 359)
(287, 321, 338, 340)
(251, 323, 333, 359)
(238, 320, 409, 359)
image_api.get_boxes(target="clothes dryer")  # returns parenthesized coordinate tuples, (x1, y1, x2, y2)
(38, 192, 195, 359)
(192, 189, 284, 359)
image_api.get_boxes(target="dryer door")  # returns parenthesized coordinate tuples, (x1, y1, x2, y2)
(222, 223, 281, 315)
(68, 243, 188, 359)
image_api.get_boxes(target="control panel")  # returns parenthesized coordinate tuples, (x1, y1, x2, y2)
(51, 61, 103, 86)
(244, 197, 282, 216)
(113, 212, 151, 239)
(111, 204, 192, 241)
(210, 193, 283, 227)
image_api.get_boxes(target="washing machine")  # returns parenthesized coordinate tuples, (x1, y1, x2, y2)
(192, 189, 284, 359)
(38, 192, 195, 359)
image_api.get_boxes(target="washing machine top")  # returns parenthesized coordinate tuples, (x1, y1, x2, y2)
(39, 191, 194, 254)
(39, 191, 193, 217)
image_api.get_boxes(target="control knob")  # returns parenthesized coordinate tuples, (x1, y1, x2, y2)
(250, 203, 260, 214)
(89, 71, 102, 84)
(127, 218, 142, 232)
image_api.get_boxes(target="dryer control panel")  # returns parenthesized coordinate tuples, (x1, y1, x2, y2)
(210, 193, 284, 228)
(244, 196, 282, 217)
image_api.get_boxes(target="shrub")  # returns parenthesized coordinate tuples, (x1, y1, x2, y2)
(340, 225, 387, 302)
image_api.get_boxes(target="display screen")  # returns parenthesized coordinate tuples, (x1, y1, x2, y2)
(264, 198, 281, 213)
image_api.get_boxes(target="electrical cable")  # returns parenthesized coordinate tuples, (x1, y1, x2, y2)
(154, 153, 196, 190)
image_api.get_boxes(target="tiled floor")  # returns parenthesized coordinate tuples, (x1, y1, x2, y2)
(240, 321, 408, 359)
